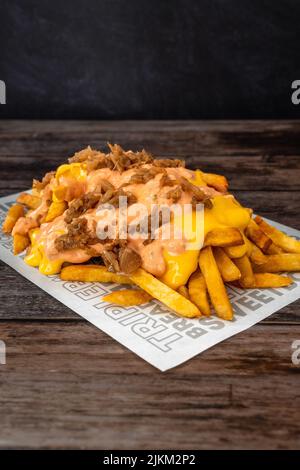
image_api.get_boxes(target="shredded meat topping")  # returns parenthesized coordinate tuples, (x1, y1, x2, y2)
(32, 171, 55, 191)
(68, 143, 154, 173)
(180, 177, 212, 207)
(165, 186, 182, 202)
(64, 193, 102, 224)
(118, 247, 142, 274)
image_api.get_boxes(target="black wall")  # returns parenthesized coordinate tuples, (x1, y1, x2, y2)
(0, 0, 299, 119)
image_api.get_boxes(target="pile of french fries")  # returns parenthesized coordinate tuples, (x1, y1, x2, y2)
(3, 180, 300, 321)
(61, 215, 300, 320)
(63, 217, 300, 320)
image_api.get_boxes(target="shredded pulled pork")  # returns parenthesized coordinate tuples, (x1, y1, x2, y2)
(165, 186, 182, 202)
(68, 143, 154, 173)
(55, 218, 99, 251)
(32, 171, 55, 192)
(64, 188, 137, 225)
(180, 177, 212, 208)
(64, 193, 102, 224)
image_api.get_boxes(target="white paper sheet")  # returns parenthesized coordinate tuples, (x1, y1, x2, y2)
(1, 191, 300, 371)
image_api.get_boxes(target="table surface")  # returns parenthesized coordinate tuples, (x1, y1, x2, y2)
(0, 120, 299, 450)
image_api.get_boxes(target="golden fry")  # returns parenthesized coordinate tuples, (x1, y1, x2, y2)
(248, 240, 268, 265)
(45, 201, 67, 222)
(245, 219, 272, 253)
(233, 255, 255, 288)
(17, 193, 41, 209)
(199, 246, 233, 320)
(60, 265, 132, 284)
(213, 247, 241, 282)
(204, 227, 244, 248)
(224, 243, 247, 259)
(255, 215, 300, 254)
(102, 289, 152, 306)
(13, 233, 30, 255)
(2, 204, 24, 233)
(201, 172, 228, 193)
(188, 270, 210, 316)
(130, 268, 201, 318)
(266, 243, 284, 255)
(243, 234, 253, 257)
(253, 254, 300, 273)
(177, 285, 190, 299)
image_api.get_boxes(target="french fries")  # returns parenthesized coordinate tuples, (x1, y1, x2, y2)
(199, 246, 233, 320)
(102, 289, 152, 306)
(248, 240, 268, 265)
(2, 204, 24, 233)
(204, 227, 244, 248)
(255, 215, 300, 254)
(177, 285, 190, 299)
(45, 201, 67, 222)
(213, 247, 241, 282)
(266, 243, 284, 255)
(233, 255, 255, 288)
(13, 233, 30, 255)
(201, 172, 229, 193)
(17, 192, 41, 210)
(224, 243, 247, 259)
(188, 271, 210, 316)
(130, 268, 201, 318)
(60, 265, 133, 284)
(253, 254, 300, 273)
(245, 219, 272, 253)
(252, 273, 293, 288)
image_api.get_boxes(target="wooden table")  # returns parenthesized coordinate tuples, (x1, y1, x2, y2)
(0, 120, 299, 450)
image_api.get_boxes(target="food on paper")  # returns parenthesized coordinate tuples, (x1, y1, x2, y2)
(2, 143, 299, 320)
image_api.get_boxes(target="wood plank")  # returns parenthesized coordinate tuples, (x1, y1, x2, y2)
(0, 321, 299, 449)
(1, 156, 300, 193)
(0, 121, 300, 192)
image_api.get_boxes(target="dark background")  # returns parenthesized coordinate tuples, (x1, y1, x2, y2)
(0, 0, 299, 120)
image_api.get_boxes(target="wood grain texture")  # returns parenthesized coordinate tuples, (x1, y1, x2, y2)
(0, 322, 299, 449)
(0, 120, 300, 449)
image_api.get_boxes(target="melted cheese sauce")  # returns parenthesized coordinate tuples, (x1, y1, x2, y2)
(21, 163, 251, 281)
